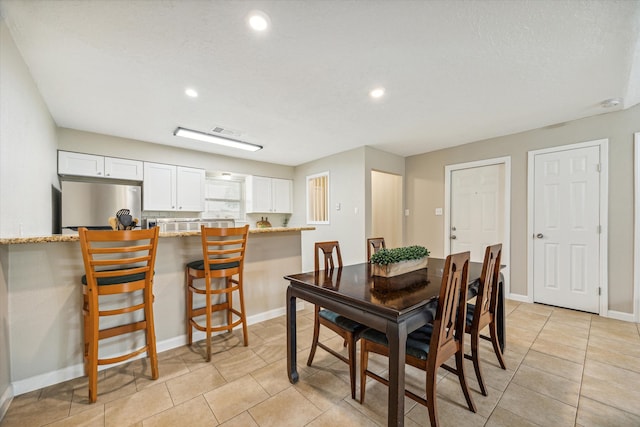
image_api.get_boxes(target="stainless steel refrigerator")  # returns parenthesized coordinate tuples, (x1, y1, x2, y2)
(61, 181, 142, 233)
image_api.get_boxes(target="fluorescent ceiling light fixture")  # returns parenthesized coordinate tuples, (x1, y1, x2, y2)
(185, 88, 198, 98)
(248, 11, 269, 31)
(174, 127, 263, 152)
(369, 87, 385, 99)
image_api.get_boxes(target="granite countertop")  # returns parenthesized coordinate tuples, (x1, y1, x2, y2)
(0, 226, 315, 245)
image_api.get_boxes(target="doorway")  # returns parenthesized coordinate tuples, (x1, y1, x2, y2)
(371, 170, 403, 249)
(445, 157, 511, 291)
(527, 140, 608, 314)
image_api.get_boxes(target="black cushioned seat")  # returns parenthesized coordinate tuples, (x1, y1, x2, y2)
(81, 271, 147, 286)
(318, 309, 368, 333)
(361, 324, 434, 361)
(186, 259, 240, 271)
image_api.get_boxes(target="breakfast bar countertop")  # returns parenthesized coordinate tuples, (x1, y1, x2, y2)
(0, 226, 315, 245)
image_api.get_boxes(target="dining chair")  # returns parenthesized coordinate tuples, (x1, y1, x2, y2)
(465, 243, 506, 395)
(79, 226, 160, 403)
(307, 241, 367, 399)
(359, 251, 476, 426)
(185, 225, 250, 361)
(366, 237, 386, 260)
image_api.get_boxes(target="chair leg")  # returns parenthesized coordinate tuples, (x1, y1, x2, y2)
(87, 291, 99, 403)
(470, 329, 487, 396)
(347, 333, 356, 399)
(306, 307, 321, 366)
(359, 340, 369, 404)
(488, 321, 507, 370)
(145, 286, 159, 380)
(226, 277, 233, 331)
(237, 274, 249, 346)
(426, 366, 439, 427)
(186, 270, 193, 346)
(83, 293, 90, 377)
(205, 277, 212, 362)
(455, 350, 476, 413)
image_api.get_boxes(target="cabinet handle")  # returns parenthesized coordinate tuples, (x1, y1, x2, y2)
(97, 171, 102, 175)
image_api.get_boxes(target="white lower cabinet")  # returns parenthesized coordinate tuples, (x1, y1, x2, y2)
(143, 162, 204, 211)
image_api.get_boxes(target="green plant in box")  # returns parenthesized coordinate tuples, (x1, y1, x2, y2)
(370, 245, 430, 265)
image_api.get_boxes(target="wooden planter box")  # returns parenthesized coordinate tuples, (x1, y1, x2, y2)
(371, 257, 428, 278)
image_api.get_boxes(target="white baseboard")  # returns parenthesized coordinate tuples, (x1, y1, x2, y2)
(0, 384, 13, 422)
(11, 301, 305, 396)
(506, 293, 531, 303)
(606, 310, 636, 322)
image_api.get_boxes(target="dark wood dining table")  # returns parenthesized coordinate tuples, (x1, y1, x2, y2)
(284, 257, 505, 427)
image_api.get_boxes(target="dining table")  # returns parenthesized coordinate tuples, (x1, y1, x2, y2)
(284, 257, 505, 427)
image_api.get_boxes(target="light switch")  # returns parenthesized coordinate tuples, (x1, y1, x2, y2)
(336, 203, 341, 211)
(435, 208, 443, 216)
(405, 209, 410, 216)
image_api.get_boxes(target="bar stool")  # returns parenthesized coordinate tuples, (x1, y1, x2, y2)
(186, 225, 250, 361)
(79, 226, 160, 403)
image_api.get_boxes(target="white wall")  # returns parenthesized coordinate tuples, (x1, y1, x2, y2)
(0, 17, 58, 419)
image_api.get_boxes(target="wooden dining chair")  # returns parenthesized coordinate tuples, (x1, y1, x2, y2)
(79, 226, 160, 403)
(366, 237, 386, 260)
(360, 251, 476, 426)
(307, 241, 367, 399)
(465, 243, 506, 396)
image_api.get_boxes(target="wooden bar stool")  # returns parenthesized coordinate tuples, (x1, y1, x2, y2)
(79, 226, 160, 403)
(186, 224, 250, 361)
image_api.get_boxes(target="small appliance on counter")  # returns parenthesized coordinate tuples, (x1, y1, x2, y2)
(256, 217, 272, 228)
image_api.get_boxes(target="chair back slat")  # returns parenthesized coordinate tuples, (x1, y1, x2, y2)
(475, 244, 502, 320)
(431, 252, 470, 357)
(314, 241, 343, 271)
(200, 225, 249, 275)
(366, 237, 386, 260)
(79, 227, 160, 289)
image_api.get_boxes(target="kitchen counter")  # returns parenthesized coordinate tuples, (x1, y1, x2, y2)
(1, 225, 315, 395)
(0, 226, 315, 245)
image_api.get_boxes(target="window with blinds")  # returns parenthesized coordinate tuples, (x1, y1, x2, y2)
(306, 172, 329, 224)
(204, 178, 244, 220)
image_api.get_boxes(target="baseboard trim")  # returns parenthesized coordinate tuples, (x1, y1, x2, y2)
(606, 310, 636, 323)
(506, 293, 531, 303)
(0, 384, 13, 422)
(11, 301, 305, 396)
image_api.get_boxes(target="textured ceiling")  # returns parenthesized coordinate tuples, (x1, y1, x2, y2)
(1, 0, 639, 166)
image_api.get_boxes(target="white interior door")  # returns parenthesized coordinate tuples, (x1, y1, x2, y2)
(450, 164, 505, 262)
(532, 146, 601, 313)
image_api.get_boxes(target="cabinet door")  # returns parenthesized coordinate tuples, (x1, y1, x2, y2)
(104, 157, 143, 180)
(176, 167, 205, 211)
(58, 151, 104, 177)
(143, 162, 176, 210)
(272, 178, 293, 213)
(246, 176, 273, 213)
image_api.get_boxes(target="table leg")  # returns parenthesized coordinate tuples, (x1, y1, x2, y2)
(286, 286, 299, 383)
(387, 320, 407, 426)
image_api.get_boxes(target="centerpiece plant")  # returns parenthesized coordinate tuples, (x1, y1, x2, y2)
(370, 245, 430, 277)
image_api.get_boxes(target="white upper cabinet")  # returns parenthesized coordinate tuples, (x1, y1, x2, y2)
(58, 151, 143, 180)
(246, 176, 292, 213)
(143, 162, 204, 211)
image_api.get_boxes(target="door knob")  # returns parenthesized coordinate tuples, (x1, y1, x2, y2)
(536, 233, 544, 239)
(451, 235, 457, 240)
(451, 226, 457, 231)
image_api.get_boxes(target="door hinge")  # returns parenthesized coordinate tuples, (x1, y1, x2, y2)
(598, 287, 601, 296)
(596, 163, 601, 172)
(597, 225, 601, 234)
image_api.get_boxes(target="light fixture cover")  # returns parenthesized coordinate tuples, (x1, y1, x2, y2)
(174, 127, 262, 152)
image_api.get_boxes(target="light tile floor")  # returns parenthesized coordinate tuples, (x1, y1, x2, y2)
(2, 300, 640, 426)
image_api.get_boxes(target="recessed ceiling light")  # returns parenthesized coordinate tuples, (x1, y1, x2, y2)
(370, 87, 385, 99)
(185, 88, 198, 98)
(248, 11, 269, 31)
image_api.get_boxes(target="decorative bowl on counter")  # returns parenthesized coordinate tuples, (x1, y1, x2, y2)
(256, 217, 272, 228)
